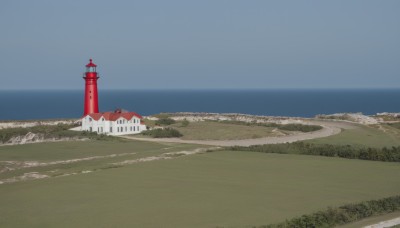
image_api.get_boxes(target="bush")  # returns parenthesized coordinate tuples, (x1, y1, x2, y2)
(0, 124, 117, 143)
(215, 120, 322, 132)
(230, 142, 400, 162)
(181, 119, 190, 127)
(388, 122, 400, 130)
(276, 123, 322, 132)
(263, 195, 400, 228)
(155, 117, 175, 126)
(141, 128, 182, 138)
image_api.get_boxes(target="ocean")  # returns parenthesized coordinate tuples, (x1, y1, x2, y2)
(0, 89, 399, 120)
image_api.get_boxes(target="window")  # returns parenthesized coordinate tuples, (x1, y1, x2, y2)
(110, 127, 112, 132)
(102, 118, 104, 121)
(89, 118, 92, 122)
(125, 127, 127, 132)
(133, 126, 136, 131)
(89, 127, 92, 132)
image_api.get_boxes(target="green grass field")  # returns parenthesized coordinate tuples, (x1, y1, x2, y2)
(170, 121, 282, 140)
(0, 140, 209, 181)
(1, 145, 399, 228)
(308, 124, 400, 148)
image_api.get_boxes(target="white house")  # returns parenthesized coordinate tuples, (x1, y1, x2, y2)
(81, 109, 147, 136)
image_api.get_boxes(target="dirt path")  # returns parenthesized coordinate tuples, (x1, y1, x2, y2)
(0, 147, 217, 185)
(364, 217, 400, 228)
(121, 120, 350, 147)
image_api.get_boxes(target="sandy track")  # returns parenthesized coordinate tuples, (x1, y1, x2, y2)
(364, 217, 400, 228)
(0, 147, 217, 185)
(0, 152, 137, 174)
(121, 120, 351, 147)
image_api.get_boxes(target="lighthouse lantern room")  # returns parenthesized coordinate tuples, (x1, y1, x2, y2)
(83, 59, 100, 115)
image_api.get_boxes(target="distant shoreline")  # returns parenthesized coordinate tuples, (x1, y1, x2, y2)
(1, 90, 399, 120)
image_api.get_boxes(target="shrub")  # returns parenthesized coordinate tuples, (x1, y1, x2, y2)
(181, 119, 190, 127)
(155, 117, 175, 126)
(215, 120, 322, 132)
(141, 128, 182, 138)
(0, 123, 117, 143)
(263, 195, 400, 228)
(230, 142, 400, 162)
(388, 122, 400, 130)
(276, 123, 322, 132)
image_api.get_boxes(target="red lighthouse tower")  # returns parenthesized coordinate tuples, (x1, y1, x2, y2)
(83, 59, 100, 115)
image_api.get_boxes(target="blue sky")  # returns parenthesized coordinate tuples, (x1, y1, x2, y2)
(0, 0, 399, 90)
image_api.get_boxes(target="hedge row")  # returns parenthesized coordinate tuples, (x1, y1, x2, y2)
(230, 142, 400, 162)
(261, 195, 400, 228)
(216, 120, 323, 132)
(141, 128, 182, 138)
(155, 117, 176, 126)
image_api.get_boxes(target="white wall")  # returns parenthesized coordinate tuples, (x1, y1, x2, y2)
(81, 116, 146, 136)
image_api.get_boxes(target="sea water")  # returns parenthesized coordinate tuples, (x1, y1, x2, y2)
(0, 89, 399, 120)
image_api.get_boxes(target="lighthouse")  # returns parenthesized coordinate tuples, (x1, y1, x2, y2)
(80, 59, 147, 135)
(83, 59, 100, 115)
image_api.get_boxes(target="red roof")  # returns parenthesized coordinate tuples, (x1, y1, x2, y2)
(85, 111, 143, 121)
(86, 59, 97, 67)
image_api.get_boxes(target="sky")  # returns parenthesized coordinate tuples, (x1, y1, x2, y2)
(0, 0, 399, 90)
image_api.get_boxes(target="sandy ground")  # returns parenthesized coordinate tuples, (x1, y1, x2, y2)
(120, 120, 352, 146)
(364, 217, 400, 228)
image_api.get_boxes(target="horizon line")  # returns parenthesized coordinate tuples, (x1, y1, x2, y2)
(1, 87, 400, 91)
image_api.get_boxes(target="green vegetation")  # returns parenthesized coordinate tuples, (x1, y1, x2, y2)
(316, 114, 353, 121)
(180, 119, 190, 127)
(388, 122, 400, 130)
(0, 140, 205, 180)
(277, 123, 322, 132)
(216, 120, 323, 132)
(143, 118, 322, 139)
(0, 150, 399, 227)
(230, 142, 400, 162)
(155, 117, 176, 125)
(308, 125, 400, 148)
(169, 121, 279, 140)
(0, 118, 76, 123)
(263, 195, 400, 228)
(141, 128, 182, 138)
(2, 119, 400, 227)
(0, 124, 116, 143)
(151, 113, 171, 119)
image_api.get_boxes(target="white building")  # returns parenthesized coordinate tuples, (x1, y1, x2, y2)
(81, 109, 147, 136)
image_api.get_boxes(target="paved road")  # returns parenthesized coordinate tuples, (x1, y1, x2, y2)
(121, 120, 353, 147)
